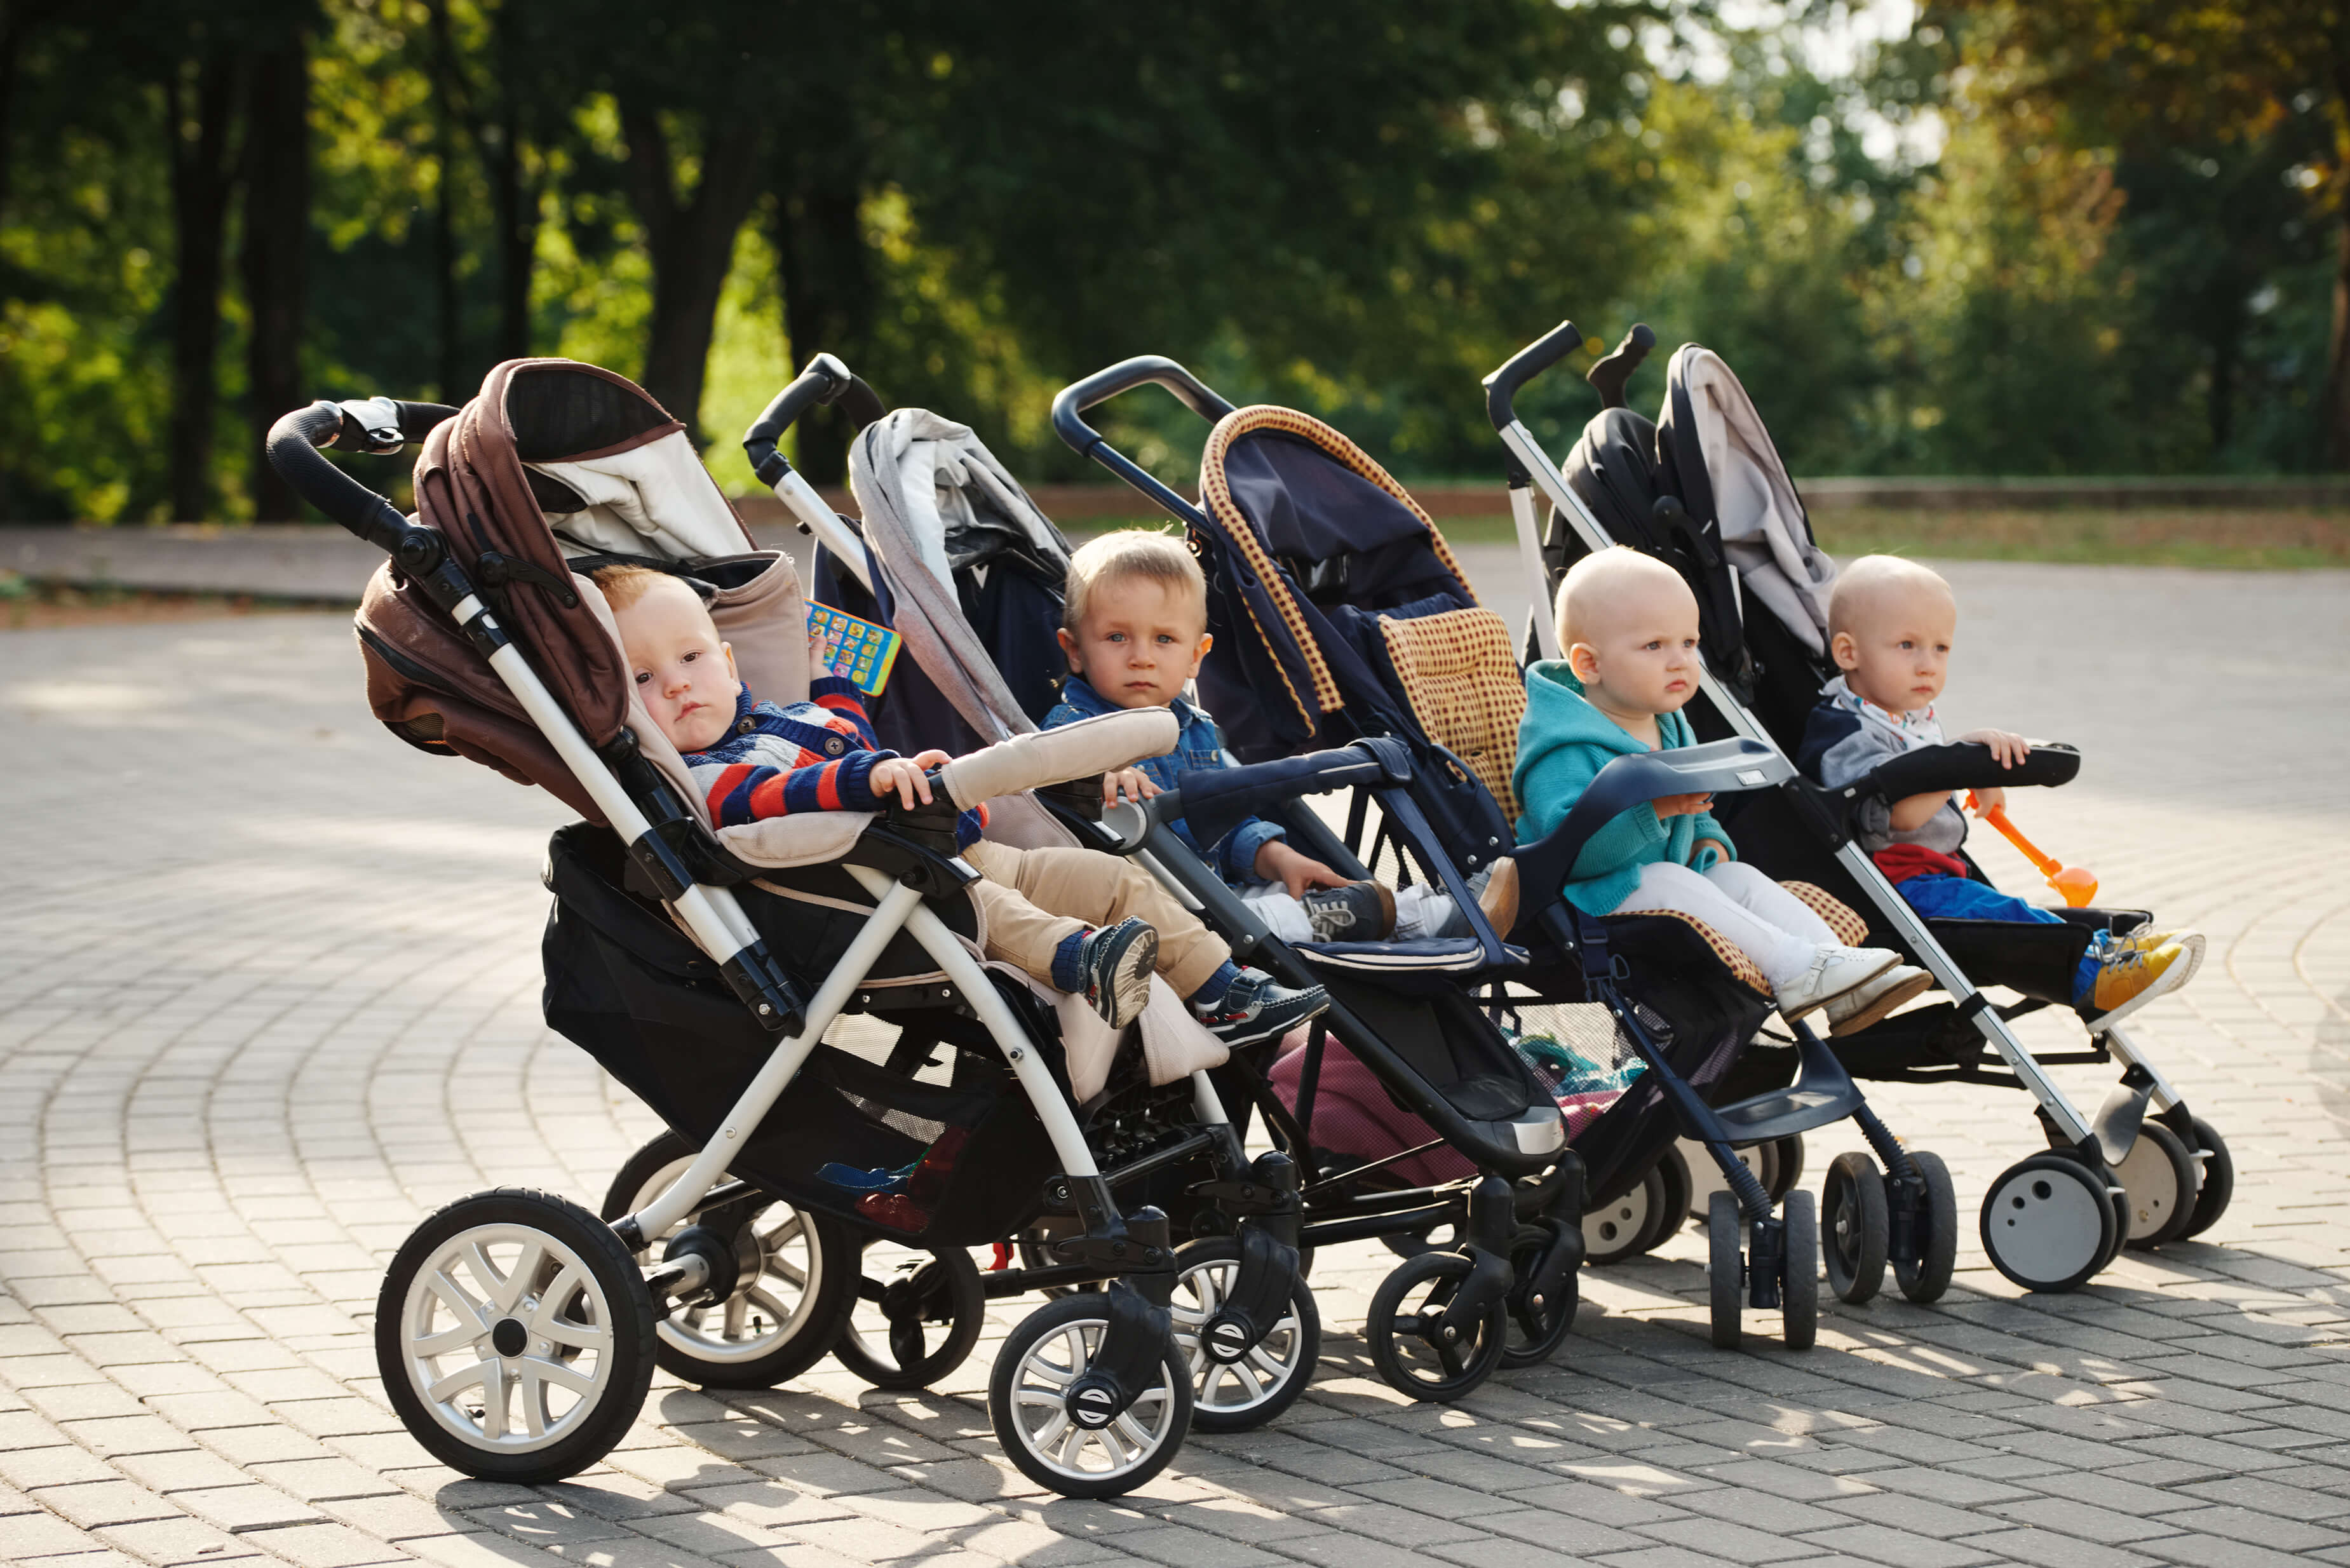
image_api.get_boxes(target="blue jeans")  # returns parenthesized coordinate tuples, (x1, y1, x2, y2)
(1899, 874, 2100, 1003)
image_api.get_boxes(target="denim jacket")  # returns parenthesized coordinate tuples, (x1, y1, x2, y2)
(1042, 675, 1286, 884)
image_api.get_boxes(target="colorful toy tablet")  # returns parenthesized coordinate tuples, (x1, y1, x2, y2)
(807, 602, 902, 696)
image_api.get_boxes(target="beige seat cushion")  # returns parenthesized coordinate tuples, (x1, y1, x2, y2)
(1378, 606, 1528, 822)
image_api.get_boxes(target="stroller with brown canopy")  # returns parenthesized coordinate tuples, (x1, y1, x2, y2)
(265, 358, 1309, 1498)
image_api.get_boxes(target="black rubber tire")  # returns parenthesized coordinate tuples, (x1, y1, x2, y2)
(833, 1242, 986, 1391)
(1707, 1191, 1743, 1350)
(1499, 1224, 1580, 1369)
(1365, 1251, 1508, 1402)
(1770, 1135, 1806, 1201)
(988, 1294, 1192, 1499)
(1781, 1191, 1819, 1351)
(1895, 1150, 1958, 1304)
(601, 1132, 856, 1389)
(1822, 1152, 1888, 1306)
(2118, 1121, 2199, 1249)
(1168, 1237, 1320, 1432)
(1979, 1152, 2117, 1293)
(1584, 1164, 1666, 1266)
(377, 1187, 656, 1484)
(2180, 1116, 2234, 1239)
(1644, 1143, 1693, 1255)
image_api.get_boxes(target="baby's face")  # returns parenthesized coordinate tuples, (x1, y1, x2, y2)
(1057, 576, 1210, 710)
(1833, 584, 1956, 713)
(611, 576, 741, 752)
(1570, 579, 1702, 719)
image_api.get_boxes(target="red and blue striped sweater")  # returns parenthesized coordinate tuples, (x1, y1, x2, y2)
(684, 682, 982, 846)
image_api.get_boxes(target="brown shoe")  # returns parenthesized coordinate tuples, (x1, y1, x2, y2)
(1478, 856, 1520, 940)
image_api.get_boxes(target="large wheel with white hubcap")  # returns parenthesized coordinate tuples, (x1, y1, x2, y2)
(988, 1294, 1192, 1499)
(2116, 1121, 2198, 1248)
(1583, 1165, 1665, 1266)
(1979, 1152, 2117, 1292)
(601, 1132, 854, 1388)
(1821, 1152, 1888, 1305)
(1168, 1237, 1320, 1431)
(377, 1187, 655, 1483)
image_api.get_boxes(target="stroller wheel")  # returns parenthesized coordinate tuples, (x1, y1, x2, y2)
(1677, 1139, 1773, 1229)
(1706, 1191, 1742, 1350)
(834, 1240, 985, 1391)
(1169, 1237, 1321, 1432)
(1979, 1152, 2117, 1292)
(989, 1294, 1192, 1499)
(1780, 1190, 1820, 1351)
(1769, 1135, 1806, 1201)
(602, 1132, 854, 1389)
(1893, 1150, 1958, 1303)
(1648, 1142, 1694, 1251)
(1365, 1250, 1507, 1402)
(376, 1187, 655, 1483)
(2117, 1122, 2198, 1248)
(1583, 1164, 1666, 1266)
(2180, 1116, 2234, 1239)
(1499, 1224, 1580, 1369)
(1821, 1152, 1888, 1306)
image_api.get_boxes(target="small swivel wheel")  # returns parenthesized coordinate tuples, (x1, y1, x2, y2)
(1168, 1237, 1321, 1431)
(834, 1240, 986, 1391)
(989, 1294, 1192, 1499)
(1893, 1150, 1957, 1304)
(377, 1187, 656, 1484)
(1583, 1164, 1667, 1266)
(1499, 1222, 1580, 1369)
(602, 1132, 854, 1388)
(2180, 1116, 2234, 1238)
(1365, 1251, 1508, 1401)
(2114, 1121, 2199, 1248)
(1706, 1191, 1743, 1349)
(1780, 1190, 1820, 1350)
(1980, 1152, 2119, 1292)
(1822, 1152, 1889, 1305)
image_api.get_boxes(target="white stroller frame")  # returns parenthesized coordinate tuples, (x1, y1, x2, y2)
(1483, 320, 2217, 1290)
(267, 387, 1238, 1499)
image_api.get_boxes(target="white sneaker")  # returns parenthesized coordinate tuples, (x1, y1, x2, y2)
(1774, 946, 1902, 1022)
(1826, 964, 1933, 1035)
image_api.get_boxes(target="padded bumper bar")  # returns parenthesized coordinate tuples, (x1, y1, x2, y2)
(935, 708, 1180, 811)
(1516, 738, 1790, 906)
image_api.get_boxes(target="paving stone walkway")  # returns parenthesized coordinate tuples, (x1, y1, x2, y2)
(2, 562, 2347, 1568)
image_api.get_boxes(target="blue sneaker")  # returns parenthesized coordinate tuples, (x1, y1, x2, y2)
(1192, 968, 1329, 1047)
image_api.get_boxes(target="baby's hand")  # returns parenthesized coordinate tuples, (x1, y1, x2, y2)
(1102, 767, 1160, 808)
(1971, 785, 2007, 814)
(1653, 792, 1715, 818)
(1959, 729, 2031, 767)
(868, 756, 935, 810)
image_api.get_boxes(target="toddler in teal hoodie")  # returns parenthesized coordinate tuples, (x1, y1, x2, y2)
(1513, 548, 1928, 1034)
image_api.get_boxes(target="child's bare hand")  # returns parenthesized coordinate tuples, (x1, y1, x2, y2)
(1971, 785, 2007, 814)
(1102, 768, 1160, 807)
(869, 756, 935, 809)
(1255, 841, 1349, 900)
(908, 748, 954, 770)
(1959, 729, 2030, 767)
(1653, 792, 1714, 818)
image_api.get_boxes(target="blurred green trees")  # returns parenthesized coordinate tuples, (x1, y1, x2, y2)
(0, 0, 2330, 522)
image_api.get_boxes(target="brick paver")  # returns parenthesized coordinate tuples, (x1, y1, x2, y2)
(2, 561, 2346, 1568)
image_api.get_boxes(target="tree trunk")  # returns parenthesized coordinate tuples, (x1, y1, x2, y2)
(488, 4, 536, 362)
(776, 167, 875, 486)
(623, 101, 765, 440)
(165, 51, 242, 524)
(242, 39, 309, 522)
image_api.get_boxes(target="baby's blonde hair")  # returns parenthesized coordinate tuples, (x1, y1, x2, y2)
(590, 564, 674, 613)
(1063, 529, 1206, 632)
(1827, 555, 1953, 641)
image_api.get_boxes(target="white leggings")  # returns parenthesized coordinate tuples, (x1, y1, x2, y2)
(1607, 861, 1837, 988)
(1240, 877, 1471, 944)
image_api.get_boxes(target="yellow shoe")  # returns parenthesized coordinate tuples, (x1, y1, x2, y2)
(2085, 938, 2191, 1031)
(2110, 927, 2205, 990)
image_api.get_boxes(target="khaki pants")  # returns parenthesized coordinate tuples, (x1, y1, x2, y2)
(964, 840, 1231, 1000)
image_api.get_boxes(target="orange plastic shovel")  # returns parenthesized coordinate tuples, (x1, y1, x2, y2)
(1966, 792, 2098, 907)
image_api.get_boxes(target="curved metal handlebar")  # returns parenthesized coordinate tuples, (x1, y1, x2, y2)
(1482, 318, 1584, 432)
(742, 353, 885, 486)
(264, 398, 457, 557)
(1048, 355, 1238, 461)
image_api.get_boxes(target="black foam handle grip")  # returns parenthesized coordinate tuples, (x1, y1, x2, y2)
(742, 353, 885, 485)
(1483, 319, 1584, 431)
(265, 401, 414, 553)
(1049, 356, 1238, 459)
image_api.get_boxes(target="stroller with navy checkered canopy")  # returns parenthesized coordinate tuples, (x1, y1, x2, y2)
(1485, 318, 2237, 1294)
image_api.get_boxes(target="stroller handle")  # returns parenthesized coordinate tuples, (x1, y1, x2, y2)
(265, 397, 459, 557)
(1050, 355, 1238, 460)
(1482, 318, 1585, 432)
(743, 353, 885, 485)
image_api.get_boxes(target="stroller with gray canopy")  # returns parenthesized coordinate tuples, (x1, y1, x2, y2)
(1487, 318, 2235, 1295)
(266, 357, 1308, 1498)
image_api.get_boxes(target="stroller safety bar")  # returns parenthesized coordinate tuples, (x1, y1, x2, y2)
(935, 709, 1181, 810)
(1517, 740, 1789, 907)
(1851, 741, 2080, 803)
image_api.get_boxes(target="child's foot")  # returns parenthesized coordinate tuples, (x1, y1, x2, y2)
(2112, 927, 2205, 991)
(1079, 917, 1158, 1029)
(1774, 945, 1901, 1021)
(1192, 969, 1330, 1046)
(1826, 963, 1932, 1035)
(2084, 938, 2193, 1031)
(1299, 882, 1395, 941)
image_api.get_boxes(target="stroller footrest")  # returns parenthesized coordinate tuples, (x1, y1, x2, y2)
(1711, 1085, 1863, 1144)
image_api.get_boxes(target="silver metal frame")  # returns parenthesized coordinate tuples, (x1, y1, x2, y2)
(1493, 420, 2100, 1147)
